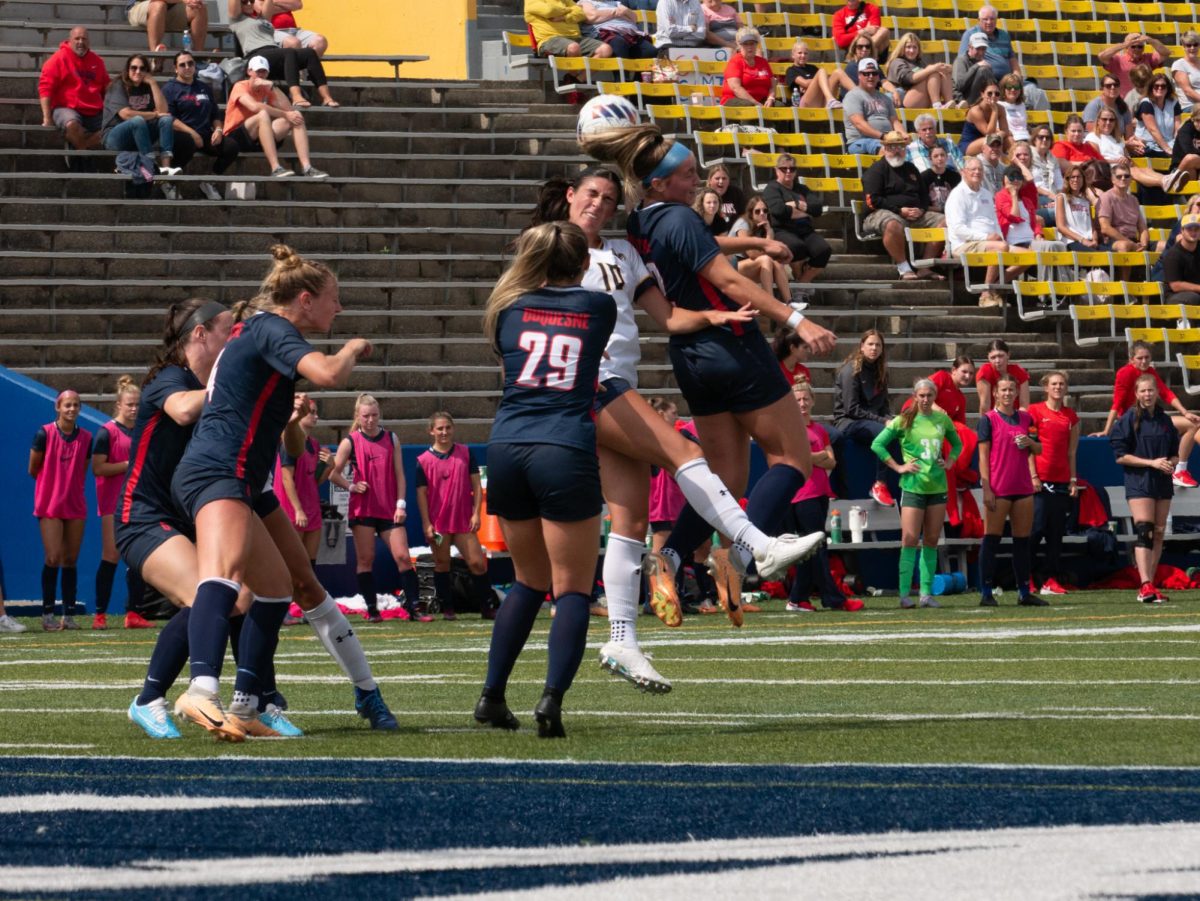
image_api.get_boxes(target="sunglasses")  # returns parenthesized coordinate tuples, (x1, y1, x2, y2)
(1068, 174, 1083, 180)
(752, 208, 768, 215)
(1102, 82, 1118, 89)
(1113, 173, 1131, 180)
(1034, 133, 1051, 140)
(177, 60, 195, 67)
(128, 64, 146, 71)
(1152, 83, 1169, 90)
(1186, 42, 1200, 49)
(1099, 117, 1117, 122)
(776, 166, 796, 172)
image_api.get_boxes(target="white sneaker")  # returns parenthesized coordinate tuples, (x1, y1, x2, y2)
(754, 531, 826, 581)
(199, 181, 222, 201)
(158, 165, 182, 176)
(160, 183, 179, 201)
(598, 641, 671, 694)
(0, 615, 27, 633)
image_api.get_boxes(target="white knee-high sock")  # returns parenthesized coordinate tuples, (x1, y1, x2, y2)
(673, 457, 769, 569)
(306, 594, 377, 690)
(604, 533, 644, 648)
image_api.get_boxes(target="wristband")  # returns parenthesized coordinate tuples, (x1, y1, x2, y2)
(395, 500, 406, 511)
(786, 310, 804, 330)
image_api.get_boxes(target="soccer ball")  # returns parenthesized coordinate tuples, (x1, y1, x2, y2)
(576, 95, 641, 141)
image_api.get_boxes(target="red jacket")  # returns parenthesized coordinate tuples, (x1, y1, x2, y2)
(38, 41, 110, 115)
(832, 2, 881, 50)
(994, 184, 1043, 240)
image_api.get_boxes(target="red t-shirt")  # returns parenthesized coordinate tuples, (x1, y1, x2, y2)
(1027, 401, 1079, 483)
(931, 368, 967, 424)
(1051, 140, 1103, 164)
(271, 11, 298, 28)
(831, 2, 881, 50)
(781, 360, 812, 385)
(720, 53, 775, 105)
(1111, 363, 1176, 414)
(976, 362, 1030, 410)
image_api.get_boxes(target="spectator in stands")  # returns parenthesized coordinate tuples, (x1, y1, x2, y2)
(1125, 62, 1154, 113)
(1028, 371, 1079, 598)
(1088, 107, 1192, 195)
(1028, 125, 1061, 199)
(773, 328, 811, 386)
(1171, 30, 1200, 113)
(1097, 163, 1149, 278)
(977, 338, 1029, 412)
(957, 5, 1017, 83)
(944, 156, 1026, 307)
(832, 0, 889, 60)
(843, 58, 902, 154)
(127, 0, 209, 61)
(1152, 194, 1200, 265)
(907, 113, 964, 173)
(223, 55, 327, 178)
(1008, 140, 1054, 225)
(719, 28, 775, 107)
(162, 51, 240, 201)
(763, 153, 832, 286)
(1051, 114, 1103, 172)
(653, 0, 708, 49)
(996, 72, 1028, 142)
(1095, 340, 1200, 491)
(1055, 164, 1107, 251)
(580, 0, 656, 58)
(927, 356, 974, 424)
(951, 31, 994, 107)
(700, 0, 740, 48)
(1110, 373, 1181, 604)
(977, 374, 1046, 607)
(1161, 212, 1200, 304)
(784, 40, 833, 109)
(692, 187, 724, 235)
(834, 329, 895, 507)
(1099, 32, 1169, 97)
(728, 194, 795, 302)
(1084, 75, 1135, 144)
(267, 0, 329, 56)
(994, 163, 1066, 280)
(863, 131, 946, 280)
(706, 163, 743, 231)
(1167, 114, 1200, 194)
(887, 32, 952, 111)
(228, 0, 339, 107)
(919, 144, 960, 213)
(1135, 73, 1181, 159)
(961, 84, 1007, 157)
(38, 27, 109, 155)
(828, 36, 900, 109)
(101, 54, 180, 194)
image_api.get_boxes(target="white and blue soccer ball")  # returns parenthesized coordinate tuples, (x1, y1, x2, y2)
(576, 95, 641, 141)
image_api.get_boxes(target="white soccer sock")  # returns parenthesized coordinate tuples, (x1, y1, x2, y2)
(1175, 461, 1188, 473)
(306, 594, 377, 690)
(604, 533, 644, 648)
(673, 457, 768, 570)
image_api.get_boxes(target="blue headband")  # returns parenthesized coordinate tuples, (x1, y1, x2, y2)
(642, 142, 691, 187)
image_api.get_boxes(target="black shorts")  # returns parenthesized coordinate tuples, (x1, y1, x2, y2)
(996, 492, 1034, 502)
(349, 516, 399, 533)
(253, 490, 280, 519)
(116, 516, 194, 577)
(172, 469, 254, 520)
(486, 442, 602, 522)
(650, 520, 674, 533)
(225, 124, 262, 154)
(593, 376, 634, 415)
(669, 327, 791, 417)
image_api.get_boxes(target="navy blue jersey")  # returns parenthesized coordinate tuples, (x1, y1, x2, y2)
(176, 311, 313, 498)
(1110, 405, 1180, 498)
(488, 286, 617, 453)
(626, 201, 747, 339)
(120, 365, 202, 524)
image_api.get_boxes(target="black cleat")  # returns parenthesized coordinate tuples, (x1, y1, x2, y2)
(980, 595, 998, 607)
(534, 693, 566, 739)
(1018, 593, 1050, 607)
(474, 695, 519, 730)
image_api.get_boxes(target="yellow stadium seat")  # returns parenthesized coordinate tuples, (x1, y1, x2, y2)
(1071, 302, 1117, 346)
(1176, 354, 1200, 394)
(1014, 280, 1053, 321)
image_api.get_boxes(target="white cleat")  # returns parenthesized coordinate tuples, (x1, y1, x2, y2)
(753, 531, 826, 580)
(599, 641, 672, 694)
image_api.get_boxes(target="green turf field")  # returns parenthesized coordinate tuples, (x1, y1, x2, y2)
(2, 591, 1199, 766)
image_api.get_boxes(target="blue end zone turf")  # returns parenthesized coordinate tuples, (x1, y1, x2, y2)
(2, 758, 1200, 897)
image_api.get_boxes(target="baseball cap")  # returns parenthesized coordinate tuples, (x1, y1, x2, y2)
(1182, 213, 1200, 229)
(247, 55, 270, 74)
(858, 57, 879, 73)
(969, 33, 990, 49)
(985, 132, 1005, 146)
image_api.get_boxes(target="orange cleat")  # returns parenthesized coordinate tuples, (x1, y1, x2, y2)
(227, 712, 282, 738)
(174, 689, 246, 742)
(643, 551, 683, 627)
(706, 549, 743, 628)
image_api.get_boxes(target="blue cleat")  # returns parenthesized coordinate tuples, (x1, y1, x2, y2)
(354, 686, 398, 730)
(128, 696, 182, 739)
(259, 703, 303, 737)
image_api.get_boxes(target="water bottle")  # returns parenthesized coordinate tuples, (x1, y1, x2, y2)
(849, 505, 865, 543)
(829, 509, 842, 544)
(792, 88, 802, 107)
(182, 29, 192, 52)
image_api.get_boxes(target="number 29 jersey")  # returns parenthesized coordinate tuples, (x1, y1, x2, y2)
(488, 286, 617, 453)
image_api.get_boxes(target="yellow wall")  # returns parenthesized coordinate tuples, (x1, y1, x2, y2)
(297, 0, 474, 79)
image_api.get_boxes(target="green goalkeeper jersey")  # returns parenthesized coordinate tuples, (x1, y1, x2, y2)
(871, 410, 962, 495)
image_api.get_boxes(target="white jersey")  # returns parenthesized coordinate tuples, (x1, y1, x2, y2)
(583, 237, 655, 385)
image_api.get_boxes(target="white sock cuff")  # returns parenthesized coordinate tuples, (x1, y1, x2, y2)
(200, 577, 241, 593)
(252, 594, 292, 605)
(606, 532, 646, 555)
(304, 594, 338, 620)
(673, 456, 708, 479)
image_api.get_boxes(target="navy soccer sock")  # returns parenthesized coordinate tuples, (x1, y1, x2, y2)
(137, 607, 191, 705)
(979, 534, 1001, 597)
(543, 592, 591, 697)
(433, 570, 452, 606)
(400, 568, 421, 611)
(125, 567, 146, 614)
(482, 581, 545, 699)
(94, 560, 117, 615)
(746, 464, 805, 537)
(227, 613, 245, 665)
(61, 566, 77, 617)
(663, 504, 715, 563)
(1012, 536, 1033, 596)
(357, 571, 377, 614)
(187, 579, 240, 683)
(471, 571, 493, 610)
(233, 598, 289, 700)
(41, 565, 58, 615)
